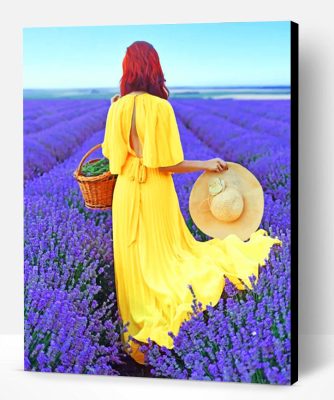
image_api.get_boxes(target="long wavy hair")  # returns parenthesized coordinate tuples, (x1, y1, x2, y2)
(119, 41, 170, 100)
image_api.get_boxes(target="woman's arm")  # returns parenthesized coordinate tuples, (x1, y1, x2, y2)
(159, 158, 228, 174)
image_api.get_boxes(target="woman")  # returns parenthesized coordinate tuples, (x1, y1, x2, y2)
(102, 41, 282, 365)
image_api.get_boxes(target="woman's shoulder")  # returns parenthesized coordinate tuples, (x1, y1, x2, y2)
(149, 95, 174, 115)
(108, 93, 172, 119)
(113, 92, 172, 107)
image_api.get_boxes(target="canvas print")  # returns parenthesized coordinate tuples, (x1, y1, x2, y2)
(23, 21, 298, 385)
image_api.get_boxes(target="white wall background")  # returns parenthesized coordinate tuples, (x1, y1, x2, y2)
(1, 0, 334, 394)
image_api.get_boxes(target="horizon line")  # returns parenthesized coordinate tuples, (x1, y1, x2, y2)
(23, 84, 291, 90)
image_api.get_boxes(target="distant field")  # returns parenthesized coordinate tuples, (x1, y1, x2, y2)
(23, 86, 290, 100)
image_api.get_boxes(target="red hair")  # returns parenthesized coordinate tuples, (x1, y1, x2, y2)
(119, 41, 170, 100)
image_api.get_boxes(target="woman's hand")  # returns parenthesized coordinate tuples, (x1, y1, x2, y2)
(111, 94, 121, 104)
(204, 158, 228, 172)
(159, 158, 228, 174)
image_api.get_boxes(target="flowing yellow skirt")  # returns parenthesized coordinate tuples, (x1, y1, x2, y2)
(112, 153, 282, 365)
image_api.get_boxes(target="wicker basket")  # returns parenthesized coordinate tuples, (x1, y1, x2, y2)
(73, 143, 117, 210)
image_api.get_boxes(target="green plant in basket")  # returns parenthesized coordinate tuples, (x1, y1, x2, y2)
(81, 157, 110, 177)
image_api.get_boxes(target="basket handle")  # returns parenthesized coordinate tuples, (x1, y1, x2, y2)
(75, 143, 103, 176)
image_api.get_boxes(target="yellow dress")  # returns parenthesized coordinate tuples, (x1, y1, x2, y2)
(102, 92, 282, 365)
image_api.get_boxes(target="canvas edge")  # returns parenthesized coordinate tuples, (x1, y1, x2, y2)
(290, 19, 299, 385)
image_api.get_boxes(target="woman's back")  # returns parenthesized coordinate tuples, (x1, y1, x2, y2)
(101, 92, 185, 175)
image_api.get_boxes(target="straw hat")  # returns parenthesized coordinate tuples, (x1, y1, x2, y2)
(189, 162, 264, 241)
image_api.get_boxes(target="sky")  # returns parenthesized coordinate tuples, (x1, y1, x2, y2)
(23, 21, 291, 89)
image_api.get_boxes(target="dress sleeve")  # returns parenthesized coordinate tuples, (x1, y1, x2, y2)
(101, 101, 128, 174)
(142, 100, 184, 168)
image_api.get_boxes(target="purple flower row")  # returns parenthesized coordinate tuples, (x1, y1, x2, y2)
(24, 127, 131, 375)
(24, 104, 109, 181)
(24, 99, 104, 135)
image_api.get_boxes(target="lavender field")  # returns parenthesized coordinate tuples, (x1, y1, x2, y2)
(24, 97, 291, 384)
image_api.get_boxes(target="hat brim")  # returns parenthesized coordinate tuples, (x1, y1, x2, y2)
(189, 162, 264, 241)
